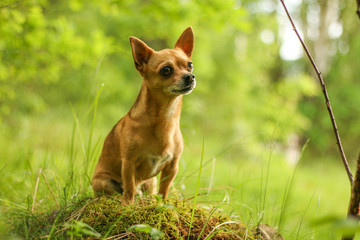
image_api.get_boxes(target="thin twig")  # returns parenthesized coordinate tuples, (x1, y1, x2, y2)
(32, 168, 42, 213)
(203, 221, 241, 240)
(356, 0, 360, 20)
(104, 232, 135, 240)
(41, 170, 60, 209)
(280, 0, 354, 185)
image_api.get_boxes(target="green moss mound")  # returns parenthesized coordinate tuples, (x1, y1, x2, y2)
(8, 194, 262, 239)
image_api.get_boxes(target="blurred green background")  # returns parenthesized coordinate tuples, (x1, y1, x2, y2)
(1, 0, 360, 239)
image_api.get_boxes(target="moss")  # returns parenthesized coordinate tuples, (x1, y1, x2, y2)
(8, 194, 260, 239)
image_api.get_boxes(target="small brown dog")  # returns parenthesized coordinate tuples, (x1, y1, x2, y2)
(92, 27, 195, 202)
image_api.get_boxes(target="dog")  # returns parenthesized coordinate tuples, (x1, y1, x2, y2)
(92, 27, 195, 203)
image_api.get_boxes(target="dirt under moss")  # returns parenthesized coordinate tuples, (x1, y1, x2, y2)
(7, 194, 278, 239)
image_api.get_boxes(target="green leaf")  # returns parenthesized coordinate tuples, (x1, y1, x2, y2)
(153, 194, 163, 203)
(311, 216, 360, 236)
(128, 224, 163, 239)
(155, 203, 174, 212)
(128, 224, 153, 233)
(65, 220, 101, 238)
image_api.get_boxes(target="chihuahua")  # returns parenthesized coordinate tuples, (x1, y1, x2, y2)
(92, 27, 195, 202)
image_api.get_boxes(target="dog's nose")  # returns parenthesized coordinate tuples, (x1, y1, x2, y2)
(183, 73, 195, 85)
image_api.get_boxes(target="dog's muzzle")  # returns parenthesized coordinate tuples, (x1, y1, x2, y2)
(172, 73, 196, 95)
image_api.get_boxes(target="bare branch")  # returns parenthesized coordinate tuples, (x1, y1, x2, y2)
(342, 153, 360, 240)
(347, 153, 360, 218)
(279, 0, 354, 184)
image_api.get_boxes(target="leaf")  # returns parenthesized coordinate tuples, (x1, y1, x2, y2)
(65, 220, 101, 238)
(128, 224, 163, 239)
(128, 224, 153, 233)
(155, 203, 174, 212)
(333, 218, 360, 237)
(153, 194, 163, 203)
(311, 216, 360, 236)
(311, 215, 345, 226)
(149, 227, 164, 239)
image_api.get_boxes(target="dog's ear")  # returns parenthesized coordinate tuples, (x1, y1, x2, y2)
(129, 37, 154, 72)
(174, 27, 194, 58)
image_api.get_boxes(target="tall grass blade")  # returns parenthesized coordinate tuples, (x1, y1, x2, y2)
(47, 212, 61, 240)
(26, 152, 34, 176)
(85, 84, 104, 178)
(295, 188, 317, 239)
(70, 104, 86, 159)
(0, 199, 26, 209)
(182, 140, 246, 183)
(23, 217, 28, 240)
(260, 140, 274, 220)
(207, 157, 216, 195)
(68, 122, 76, 178)
(89, 136, 103, 172)
(188, 135, 205, 239)
(32, 168, 42, 213)
(197, 208, 217, 240)
(102, 215, 124, 239)
(278, 139, 309, 232)
(65, 122, 77, 198)
(204, 221, 239, 240)
(41, 170, 60, 209)
(259, 126, 276, 225)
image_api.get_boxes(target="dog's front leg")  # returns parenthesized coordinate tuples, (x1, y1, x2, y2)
(159, 159, 179, 200)
(121, 159, 136, 203)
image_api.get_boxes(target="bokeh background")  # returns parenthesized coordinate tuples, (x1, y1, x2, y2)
(1, 0, 360, 238)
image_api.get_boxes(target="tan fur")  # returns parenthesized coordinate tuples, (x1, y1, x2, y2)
(92, 27, 195, 202)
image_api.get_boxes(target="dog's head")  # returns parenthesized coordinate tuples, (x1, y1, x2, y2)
(129, 27, 195, 96)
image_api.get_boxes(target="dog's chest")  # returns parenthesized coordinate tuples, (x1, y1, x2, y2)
(149, 153, 173, 175)
(137, 152, 173, 178)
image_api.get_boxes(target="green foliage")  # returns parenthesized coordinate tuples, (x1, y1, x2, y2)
(7, 194, 253, 239)
(128, 224, 164, 239)
(0, 0, 358, 161)
(302, 31, 360, 160)
(64, 220, 101, 239)
(312, 215, 360, 239)
(1, 0, 360, 239)
(0, 0, 315, 158)
(0, 0, 114, 122)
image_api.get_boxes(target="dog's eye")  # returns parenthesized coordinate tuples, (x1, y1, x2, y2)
(160, 66, 173, 77)
(188, 62, 193, 69)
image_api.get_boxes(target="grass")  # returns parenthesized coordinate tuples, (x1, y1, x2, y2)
(188, 135, 206, 239)
(0, 119, 355, 239)
(0, 90, 358, 239)
(6, 194, 257, 239)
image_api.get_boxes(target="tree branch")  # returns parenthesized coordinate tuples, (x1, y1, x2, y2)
(347, 153, 360, 218)
(357, 0, 360, 20)
(342, 153, 360, 240)
(279, 0, 354, 184)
